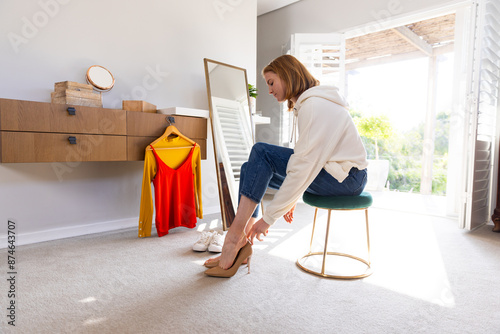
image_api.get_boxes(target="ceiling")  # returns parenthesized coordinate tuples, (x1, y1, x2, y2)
(255, 2, 456, 70)
(257, 0, 301, 16)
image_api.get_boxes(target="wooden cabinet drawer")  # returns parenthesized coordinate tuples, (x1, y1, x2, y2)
(0, 99, 208, 163)
(0, 98, 126, 135)
(126, 111, 207, 138)
(0, 131, 126, 163)
(127, 136, 207, 161)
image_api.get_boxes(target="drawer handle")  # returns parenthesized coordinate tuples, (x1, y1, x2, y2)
(68, 136, 77, 144)
(67, 107, 76, 115)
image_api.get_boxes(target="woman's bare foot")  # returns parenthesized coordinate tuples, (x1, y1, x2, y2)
(218, 231, 248, 269)
(210, 213, 257, 269)
(204, 256, 220, 266)
(204, 255, 248, 266)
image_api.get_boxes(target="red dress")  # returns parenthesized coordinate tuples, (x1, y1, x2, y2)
(150, 145, 197, 237)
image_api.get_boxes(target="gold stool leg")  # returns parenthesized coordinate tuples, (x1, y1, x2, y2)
(308, 208, 319, 253)
(321, 209, 332, 275)
(365, 208, 371, 266)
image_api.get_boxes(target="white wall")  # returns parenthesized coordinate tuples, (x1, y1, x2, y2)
(256, 0, 465, 144)
(0, 0, 256, 245)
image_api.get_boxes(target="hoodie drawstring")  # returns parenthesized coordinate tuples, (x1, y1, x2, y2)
(290, 109, 297, 145)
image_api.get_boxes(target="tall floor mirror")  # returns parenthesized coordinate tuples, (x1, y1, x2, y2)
(204, 58, 255, 230)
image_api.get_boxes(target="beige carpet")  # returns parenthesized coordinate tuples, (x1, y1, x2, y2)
(1, 196, 500, 333)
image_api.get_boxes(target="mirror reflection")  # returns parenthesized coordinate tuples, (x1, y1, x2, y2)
(204, 58, 254, 230)
(86, 65, 115, 91)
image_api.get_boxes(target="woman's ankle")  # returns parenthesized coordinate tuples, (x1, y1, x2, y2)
(226, 228, 246, 245)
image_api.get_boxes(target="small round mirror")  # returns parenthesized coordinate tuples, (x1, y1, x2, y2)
(86, 65, 115, 91)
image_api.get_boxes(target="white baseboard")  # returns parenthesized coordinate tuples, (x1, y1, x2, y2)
(0, 218, 138, 248)
(0, 207, 222, 248)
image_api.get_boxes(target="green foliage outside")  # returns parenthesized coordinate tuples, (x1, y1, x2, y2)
(351, 110, 450, 195)
(354, 114, 393, 160)
(248, 84, 258, 98)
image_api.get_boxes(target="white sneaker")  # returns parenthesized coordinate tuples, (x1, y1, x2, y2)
(208, 230, 225, 253)
(193, 230, 215, 252)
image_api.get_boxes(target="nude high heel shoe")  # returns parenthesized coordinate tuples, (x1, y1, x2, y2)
(204, 231, 250, 268)
(204, 242, 252, 277)
(204, 257, 249, 268)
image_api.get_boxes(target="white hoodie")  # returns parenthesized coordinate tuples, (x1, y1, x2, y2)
(262, 85, 368, 226)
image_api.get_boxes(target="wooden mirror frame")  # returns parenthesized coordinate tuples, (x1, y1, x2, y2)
(204, 58, 255, 230)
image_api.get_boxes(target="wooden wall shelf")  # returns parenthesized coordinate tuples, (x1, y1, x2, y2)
(0, 98, 207, 163)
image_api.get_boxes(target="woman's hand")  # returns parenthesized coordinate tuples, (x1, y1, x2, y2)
(247, 218, 271, 244)
(284, 203, 296, 223)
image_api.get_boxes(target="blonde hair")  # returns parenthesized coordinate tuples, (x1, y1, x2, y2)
(262, 55, 319, 110)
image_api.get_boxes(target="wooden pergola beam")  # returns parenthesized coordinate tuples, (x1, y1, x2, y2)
(391, 26, 433, 57)
(346, 43, 454, 71)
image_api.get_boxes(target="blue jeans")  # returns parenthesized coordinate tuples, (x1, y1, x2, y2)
(239, 142, 368, 217)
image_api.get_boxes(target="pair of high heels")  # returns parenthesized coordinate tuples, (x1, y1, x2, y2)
(204, 241, 252, 277)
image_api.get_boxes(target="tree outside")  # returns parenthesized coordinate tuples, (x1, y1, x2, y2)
(347, 54, 453, 196)
(352, 110, 450, 195)
(354, 114, 393, 160)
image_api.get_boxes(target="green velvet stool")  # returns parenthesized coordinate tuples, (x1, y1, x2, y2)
(296, 192, 373, 279)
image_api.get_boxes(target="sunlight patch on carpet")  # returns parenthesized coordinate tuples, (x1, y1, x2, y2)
(366, 213, 456, 307)
(196, 219, 220, 231)
(79, 297, 96, 303)
(83, 317, 107, 326)
(267, 227, 310, 262)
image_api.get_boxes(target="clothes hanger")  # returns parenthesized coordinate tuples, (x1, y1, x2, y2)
(146, 116, 198, 150)
(159, 125, 196, 145)
(148, 146, 196, 150)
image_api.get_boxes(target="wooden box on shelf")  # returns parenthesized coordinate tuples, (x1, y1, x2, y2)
(51, 81, 102, 108)
(122, 100, 156, 113)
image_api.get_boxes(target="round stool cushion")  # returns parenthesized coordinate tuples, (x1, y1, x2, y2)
(303, 192, 373, 210)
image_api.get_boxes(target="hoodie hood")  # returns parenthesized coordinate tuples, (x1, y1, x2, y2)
(293, 86, 348, 116)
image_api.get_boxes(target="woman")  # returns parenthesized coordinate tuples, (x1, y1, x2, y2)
(204, 55, 368, 277)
